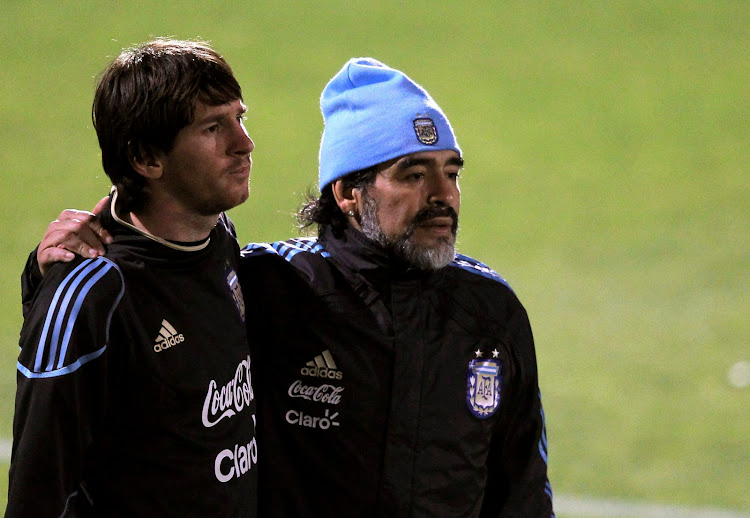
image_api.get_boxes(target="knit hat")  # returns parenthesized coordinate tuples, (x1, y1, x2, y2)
(318, 57, 461, 190)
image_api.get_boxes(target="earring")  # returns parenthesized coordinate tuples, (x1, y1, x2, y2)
(347, 210, 355, 217)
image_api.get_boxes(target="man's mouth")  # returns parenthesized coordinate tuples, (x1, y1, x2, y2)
(229, 163, 251, 177)
(418, 216, 453, 226)
(412, 207, 458, 235)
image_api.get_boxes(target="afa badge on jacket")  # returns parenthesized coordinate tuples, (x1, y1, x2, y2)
(467, 357, 502, 419)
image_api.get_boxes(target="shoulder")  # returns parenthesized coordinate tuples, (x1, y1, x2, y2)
(447, 253, 514, 293)
(19, 257, 126, 378)
(445, 253, 525, 318)
(241, 237, 330, 262)
(443, 255, 534, 339)
(240, 237, 334, 289)
(42, 256, 125, 301)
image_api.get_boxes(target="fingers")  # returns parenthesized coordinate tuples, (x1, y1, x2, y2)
(37, 208, 111, 275)
(44, 213, 109, 255)
(90, 197, 114, 245)
(92, 196, 109, 216)
(38, 246, 76, 276)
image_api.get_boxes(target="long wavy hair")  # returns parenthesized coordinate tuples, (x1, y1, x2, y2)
(297, 167, 378, 237)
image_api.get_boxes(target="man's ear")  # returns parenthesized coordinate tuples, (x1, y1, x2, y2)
(331, 179, 361, 220)
(128, 141, 164, 179)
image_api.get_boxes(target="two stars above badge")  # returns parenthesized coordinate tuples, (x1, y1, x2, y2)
(475, 349, 500, 358)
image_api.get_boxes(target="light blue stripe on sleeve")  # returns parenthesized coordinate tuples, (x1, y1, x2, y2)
(45, 260, 106, 372)
(34, 260, 94, 372)
(56, 261, 114, 370)
(538, 393, 549, 465)
(19, 345, 107, 379)
(539, 430, 548, 464)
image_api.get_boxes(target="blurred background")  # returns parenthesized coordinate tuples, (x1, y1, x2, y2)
(1, 1, 747, 515)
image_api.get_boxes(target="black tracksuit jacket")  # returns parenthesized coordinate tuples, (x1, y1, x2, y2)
(9, 201, 257, 517)
(241, 225, 554, 517)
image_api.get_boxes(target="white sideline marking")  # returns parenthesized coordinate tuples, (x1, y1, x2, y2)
(0, 439, 10, 462)
(555, 494, 750, 518)
(0, 439, 747, 518)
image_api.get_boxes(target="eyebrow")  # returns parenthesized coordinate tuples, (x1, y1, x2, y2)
(195, 102, 247, 125)
(399, 155, 465, 169)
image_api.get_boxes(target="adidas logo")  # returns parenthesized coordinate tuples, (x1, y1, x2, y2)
(300, 350, 343, 380)
(153, 319, 185, 353)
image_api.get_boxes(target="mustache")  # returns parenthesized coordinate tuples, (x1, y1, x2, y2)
(412, 206, 459, 227)
(400, 206, 459, 241)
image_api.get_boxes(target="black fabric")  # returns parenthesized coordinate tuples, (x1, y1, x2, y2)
(241, 225, 553, 518)
(8, 199, 257, 518)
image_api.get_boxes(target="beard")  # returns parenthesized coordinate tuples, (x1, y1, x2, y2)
(359, 193, 458, 271)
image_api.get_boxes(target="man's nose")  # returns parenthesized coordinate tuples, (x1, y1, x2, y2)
(427, 174, 457, 206)
(233, 120, 254, 156)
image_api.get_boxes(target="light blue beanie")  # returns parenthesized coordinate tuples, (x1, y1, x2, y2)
(318, 57, 461, 190)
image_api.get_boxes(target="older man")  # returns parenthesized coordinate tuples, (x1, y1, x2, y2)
(243, 58, 553, 517)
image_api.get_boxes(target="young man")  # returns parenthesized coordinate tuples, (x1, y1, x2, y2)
(30, 58, 554, 517)
(7, 40, 257, 517)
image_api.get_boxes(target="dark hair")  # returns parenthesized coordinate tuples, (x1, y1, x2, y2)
(92, 39, 243, 213)
(297, 167, 378, 237)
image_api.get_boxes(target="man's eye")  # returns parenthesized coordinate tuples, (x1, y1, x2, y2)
(207, 124, 220, 133)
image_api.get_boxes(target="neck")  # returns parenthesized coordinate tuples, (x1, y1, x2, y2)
(112, 188, 219, 243)
(128, 209, 218, 243)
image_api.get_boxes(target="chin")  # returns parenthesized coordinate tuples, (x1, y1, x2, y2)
(197, 194, 249, 216)
(226, 187, 251, 209)
(399, 239, 456, 271)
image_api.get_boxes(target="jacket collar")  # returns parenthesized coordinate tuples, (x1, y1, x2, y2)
(100, 189, 218, 264)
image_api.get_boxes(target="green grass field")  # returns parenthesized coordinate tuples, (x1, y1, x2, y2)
(1, 0, 748, 514)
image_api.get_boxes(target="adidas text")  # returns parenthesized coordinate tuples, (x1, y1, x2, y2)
(154, 333, 184, 352)
(153, 319, 185, 353)
(300, 365, 343, 380)
(301, 350, 344, 380)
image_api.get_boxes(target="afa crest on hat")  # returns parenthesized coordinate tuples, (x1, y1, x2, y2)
(413, 117, 438, 145)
